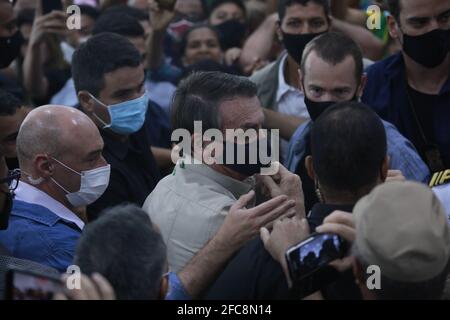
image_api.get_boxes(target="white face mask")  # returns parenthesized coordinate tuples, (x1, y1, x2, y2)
(50, 157, 111, 207)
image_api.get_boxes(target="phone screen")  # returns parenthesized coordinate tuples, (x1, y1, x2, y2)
(42, 0, 63, 14)
(6, 270, 64, 300)
(286, 233, 346, 282)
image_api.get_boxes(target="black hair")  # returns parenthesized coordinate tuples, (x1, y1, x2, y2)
(0, 89, 22, 116)
(74, 204, 167, 300)
(72, 32, 142, 96)
(172, 71, 257, 134)
(301, 32, 363, 85)
(104, 4, 149, 21)
(387, 0, 400, 21)
(78, 4, 101, 20)
(278, 0, 329, 23)
(208, 0, 246, 17)
(92, 12, 144, 37)
(310, 102, 387, 197)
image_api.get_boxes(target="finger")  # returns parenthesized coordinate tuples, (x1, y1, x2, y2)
(231, 190, 255, 210)
(316, 223, 355, 242)
(322, 210, 354, 227)
(79, 275, 100, 300)
(260, 227, 270, 245)
(36, 0, 43, 16)
(250, 195, 290, 217)
(91, 273, 115, 300)
(259, 175, 279, 194)
(264, 210, 296, 230)
(258, 201, 297, 227)
(387, 169, 402, 176)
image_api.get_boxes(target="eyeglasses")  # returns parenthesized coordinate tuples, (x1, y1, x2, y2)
(0, 169, 21, 192)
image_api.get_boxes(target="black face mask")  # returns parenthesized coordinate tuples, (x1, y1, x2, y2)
(0, 31, 24, 69)
(402, 28, 450, 68)
(215, 19, 246, 50)
(282, 31, 326, 65)
(222, 135, 272, 177)
(304, 94, 358, 122)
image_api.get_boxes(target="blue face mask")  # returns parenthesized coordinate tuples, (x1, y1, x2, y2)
(89, 92, 149, 135)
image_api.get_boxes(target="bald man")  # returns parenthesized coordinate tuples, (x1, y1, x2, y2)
(0, 105, 110, 272)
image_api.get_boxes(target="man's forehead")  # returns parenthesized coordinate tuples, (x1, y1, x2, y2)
(400, 0, 450, 18)
(283, 2, 327, 20)
(0, 2, 14, 22)
(304, 52, 356, 85)
(219, 96, 264, 128)
(103, 66, 144, 90)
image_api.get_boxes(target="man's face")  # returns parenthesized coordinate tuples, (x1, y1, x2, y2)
(219, 96, 264, 132)
(302, 51, 360, 102)
(396, 0, 450, 36)
(0, 107, 29, 159)
(279, 2, 329, 35)
(183, 27, 223, 65)
(0, 2, 18, 37)
(92, 64, 146, 126)
(51, 121, 106, 196)
(209, 3, 245, 26)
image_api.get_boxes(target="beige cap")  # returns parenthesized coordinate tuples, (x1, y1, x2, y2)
(354, 181, 450, 282)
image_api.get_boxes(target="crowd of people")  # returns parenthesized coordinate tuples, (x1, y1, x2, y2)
(0, 0, 449, 300)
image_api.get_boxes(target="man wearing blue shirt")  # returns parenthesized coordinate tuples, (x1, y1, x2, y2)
(285, 32, 429, 213)
(0, 105, 110, 272)
(362, 0, 450, 173)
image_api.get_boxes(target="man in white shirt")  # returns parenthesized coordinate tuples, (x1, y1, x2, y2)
(0, 105, 110, 271)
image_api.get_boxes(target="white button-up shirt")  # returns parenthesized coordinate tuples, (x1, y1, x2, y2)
(276, 53, 310, 119)
(15, 181, 85, 230)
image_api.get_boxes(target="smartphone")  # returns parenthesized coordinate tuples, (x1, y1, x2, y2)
(42, 0, 63, 14)
(156, 0, 176, 11)
(285, 233, 348, 298)
(5, 268, 64, 300)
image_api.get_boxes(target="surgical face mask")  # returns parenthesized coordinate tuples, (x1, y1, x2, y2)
(402, 28, 450, 68)
(89, 92, 149, 135)
(222, 135, 272, 177)
(282, 31, 326, 65)
(0, 31, 24, 68)
(50, 157, 111, 207)
(304, 92, 358, 121)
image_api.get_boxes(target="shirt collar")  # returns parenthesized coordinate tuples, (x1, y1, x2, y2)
(276, 53, 300, 103)
(179, 156, 255, 200)
(14, 181, 85, 230)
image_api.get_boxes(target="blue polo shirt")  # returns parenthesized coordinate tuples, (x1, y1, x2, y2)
(362, 52, 450, 169)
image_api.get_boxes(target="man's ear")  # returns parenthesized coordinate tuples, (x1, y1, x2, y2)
(78, 91, 96, 114)
(357, 74, 367, 98)
(159, 275, 169, 300)
(387, 15, 401, 40)
(305, 155, 315, 180)
(298, 69, 305, 92)
(34, 154, 53, 178)
(380, 155, 389, 182)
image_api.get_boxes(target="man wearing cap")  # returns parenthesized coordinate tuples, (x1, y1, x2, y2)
(350, 181, 450, 299)
(264, 181, 450, 299)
